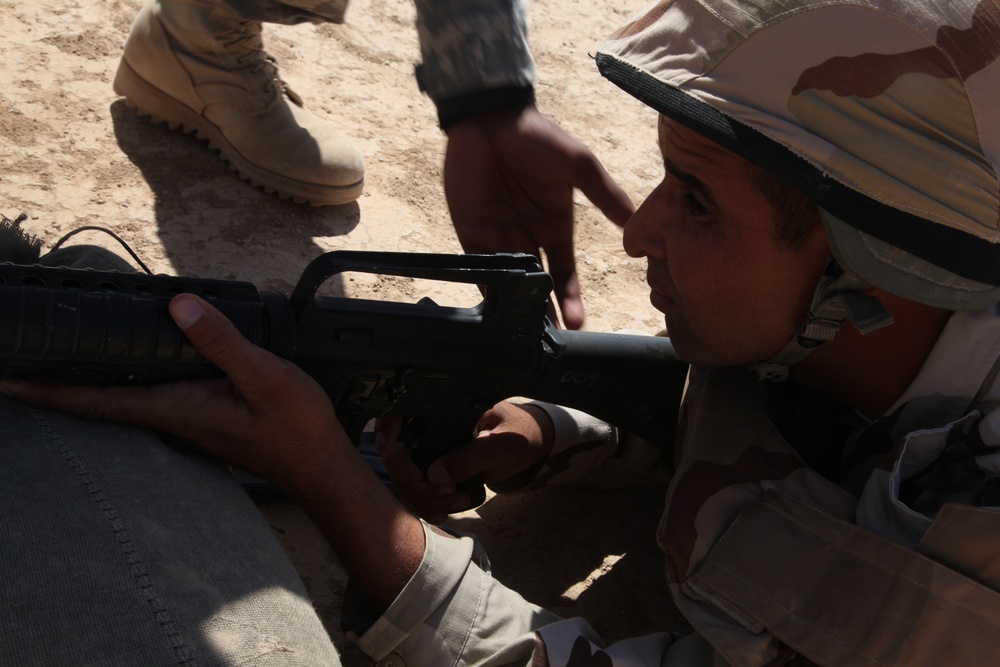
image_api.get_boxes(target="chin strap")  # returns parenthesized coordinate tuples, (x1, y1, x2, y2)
(752, 260, 895, 382)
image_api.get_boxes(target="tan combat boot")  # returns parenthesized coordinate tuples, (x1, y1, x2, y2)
(114, 0, 364, 205)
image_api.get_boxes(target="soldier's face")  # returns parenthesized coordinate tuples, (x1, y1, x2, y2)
(623, 117, 830, 367)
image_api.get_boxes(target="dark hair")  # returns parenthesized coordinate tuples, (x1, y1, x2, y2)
(745, 162, 822, 250)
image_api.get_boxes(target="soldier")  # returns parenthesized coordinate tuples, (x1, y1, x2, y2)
(117, 0, 636, 328)
(9, 0, 1000, 664)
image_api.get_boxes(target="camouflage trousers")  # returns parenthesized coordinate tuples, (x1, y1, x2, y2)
(202, 0, 536, 103)
(214, 0, 350, 25)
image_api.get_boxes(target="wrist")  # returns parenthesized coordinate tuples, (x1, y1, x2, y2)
(519, 402, 555, 460)
(435, 85, 536, 131)
(487, 402, 554, 493)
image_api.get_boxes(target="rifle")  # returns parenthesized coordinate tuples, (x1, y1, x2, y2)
(0, 250, 687, 504)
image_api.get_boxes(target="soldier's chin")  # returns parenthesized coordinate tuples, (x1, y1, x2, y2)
(669, 336, 753, 369)
(664, 333, 700, 366)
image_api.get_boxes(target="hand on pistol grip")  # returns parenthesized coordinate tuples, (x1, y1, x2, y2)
(374, 402, 554, 524)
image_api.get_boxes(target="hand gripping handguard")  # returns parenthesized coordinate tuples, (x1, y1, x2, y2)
(0, 251, 688, 504)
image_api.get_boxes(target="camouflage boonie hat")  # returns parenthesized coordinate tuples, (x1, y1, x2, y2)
(596, 0, 1000, 310)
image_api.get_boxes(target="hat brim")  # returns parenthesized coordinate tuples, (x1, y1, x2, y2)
(822, 209, 1000, 310)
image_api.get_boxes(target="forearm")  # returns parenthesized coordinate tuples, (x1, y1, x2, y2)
(285, 438, 425, 612)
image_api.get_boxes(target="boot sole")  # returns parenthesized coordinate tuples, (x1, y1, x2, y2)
(113, 59, 364, 206)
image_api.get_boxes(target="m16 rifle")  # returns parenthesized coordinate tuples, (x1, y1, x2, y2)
(0, 250, 687, 504)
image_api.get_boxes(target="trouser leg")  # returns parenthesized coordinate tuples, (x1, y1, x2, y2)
(211, 0, 350, 24)
(0, 399, 342, 666)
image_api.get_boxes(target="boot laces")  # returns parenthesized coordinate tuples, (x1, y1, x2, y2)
(220, 20, 304, 107)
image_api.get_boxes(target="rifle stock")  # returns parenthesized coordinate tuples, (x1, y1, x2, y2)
(0, 251, 688, 504)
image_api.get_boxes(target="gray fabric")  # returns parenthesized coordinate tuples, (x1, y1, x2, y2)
(0, 398, 341, 666)
(196, 0, 534, 102)
(214, 0, 349, 25)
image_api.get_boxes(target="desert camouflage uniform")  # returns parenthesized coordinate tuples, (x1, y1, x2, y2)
(349, 298, 1000, 667)
(346, 0, 1000, 665)
(207, 0, 534, 107)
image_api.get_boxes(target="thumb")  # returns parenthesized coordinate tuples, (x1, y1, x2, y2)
(168, 294, 267, 385)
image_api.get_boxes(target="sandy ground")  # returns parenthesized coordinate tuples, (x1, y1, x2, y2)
(1, 0, 688, 662)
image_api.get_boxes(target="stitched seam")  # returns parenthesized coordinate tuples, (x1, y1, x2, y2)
(699, 560, 883, 666)
(31, 408, 197, 665)
(710, 498, 1000, 665)
(761, 498, 1000, 620)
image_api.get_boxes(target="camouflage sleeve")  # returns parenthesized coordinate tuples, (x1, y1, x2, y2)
(506, 402, 672, 492)
(350, 521, 683, 667)
(413, 0, 537, 126)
